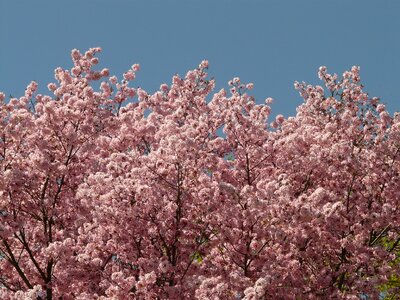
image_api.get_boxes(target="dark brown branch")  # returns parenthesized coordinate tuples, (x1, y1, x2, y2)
(2, 239, 33, 289)
(16, 230, 47, 280)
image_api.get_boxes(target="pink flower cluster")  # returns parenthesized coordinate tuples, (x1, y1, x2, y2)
(0, 48, 398, 299)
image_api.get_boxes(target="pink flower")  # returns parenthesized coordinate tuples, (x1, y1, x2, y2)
(47, 83, 57, 91)
(265, 97, 273, 104)
(123, 71, 135, 81)
(246, 83, 254, 90)
(275, 114, 284, 124)
(137, 88, 148, 100)
(109, 76, 118, 85)
(71, 48, 81, 60)
(131, 64, 140, 72)
(72, 67, 81, 76)
(377, 103, 385, 113)
(101, 68, 110, 77)
(160, 84, 169, 92)
(199, 60, 209, 69)
(91, 58, 99, 65)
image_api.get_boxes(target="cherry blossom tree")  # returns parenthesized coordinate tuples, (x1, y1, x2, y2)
(0, 48, 398, 299)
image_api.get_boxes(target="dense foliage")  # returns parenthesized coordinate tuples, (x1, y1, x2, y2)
(0, 48, 399, 299)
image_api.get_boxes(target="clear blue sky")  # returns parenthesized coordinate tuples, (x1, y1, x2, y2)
(1, 0, 399, 117)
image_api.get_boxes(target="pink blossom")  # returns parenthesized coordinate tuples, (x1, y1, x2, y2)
(160, 83, 169, 92)
(123, 71, 135, 81)
(91, 57, 99, 65)
(0, 47, 397, 300)
(246, 83, 254, 90)
(199, 60, 209, 69)
(101, 68, 110, 77)
(377, 103, 386, 113)
(47, 82, 57, 91)
(131, 63, 140, 72)
(265, 97, 273, 104)
(275, 114, 284, 124)
(137, 88, 148, 100)
(72, 66, 81, 76)
(109, 75, 118, 84)
(71, 48, 81, 60)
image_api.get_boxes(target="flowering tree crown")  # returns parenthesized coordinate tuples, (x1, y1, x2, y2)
(0, 48, 399, 299)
